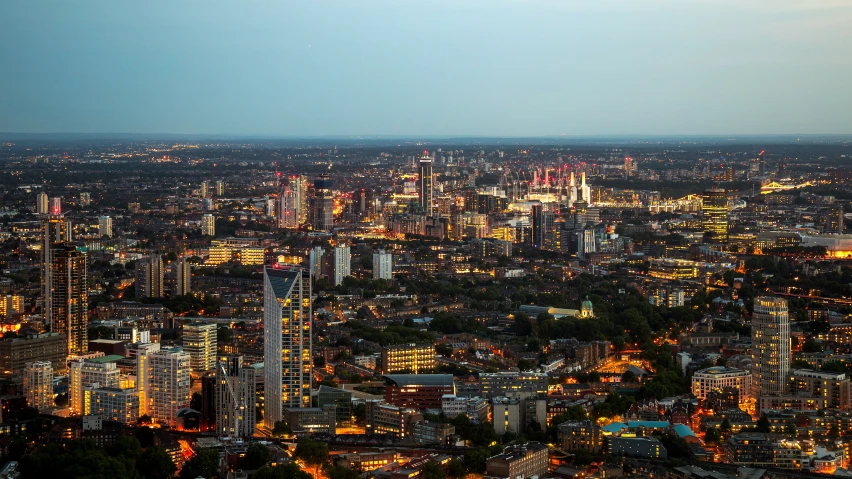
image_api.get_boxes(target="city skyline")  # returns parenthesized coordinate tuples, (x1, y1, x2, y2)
(2, 1, 851, 137)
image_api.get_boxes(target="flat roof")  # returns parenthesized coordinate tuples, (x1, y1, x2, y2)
(383, 374, 454, 387)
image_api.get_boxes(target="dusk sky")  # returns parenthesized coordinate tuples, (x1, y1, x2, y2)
(2, 0, 850, 137)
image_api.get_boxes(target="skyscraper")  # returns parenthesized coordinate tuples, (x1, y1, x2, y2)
(135, 255, 164, 298)
(98, 215, 113, 238)
(41, 214, 71, 333)
(36, 192, 48, 215)
(752, 296, 790, 398)
(183, 322, 217, 374)
(419, 154, 434, 216)
(263, 266, 312, 430)
(201, 181, 210, 198)
(201, 213, 216, 236)
(50, 244, 88, 356)
(69, 360, 120, 415)
(174, 258, 191, 296)
(580, 172, 591, 204)
(531, 205, 555, 250)
(373, 250, 393, 280)
(140, 346, 191, 426)
(24, 361, 54, 411)
(276, 180, 299, 229)
(216, 355, 257, 438)
(310, 175, 334, 231)
(702, 187, 728, 241)
(333, 245, 350, 286)
(50, 197, 62, 215)
(215, 180, 225, 196)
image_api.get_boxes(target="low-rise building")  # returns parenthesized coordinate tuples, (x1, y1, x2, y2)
(485, 443, 549, 479)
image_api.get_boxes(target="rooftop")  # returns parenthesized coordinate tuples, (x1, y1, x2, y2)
(383, 374, 454, 387)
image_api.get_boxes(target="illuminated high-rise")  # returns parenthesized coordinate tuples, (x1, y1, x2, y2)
(701, 187, 728, 241)
(201, 213, 216, 236)
(333, 245, 350, 286)
(140, 346, 191, 427)
(135, 255, 164, 298)
(183, 322, 217, 373)
(216, 355, 256, 438)
(42, 213, 71, 334)
(24, 361, 54, 411)
(263, 266, 311, 430)
(98, 215, 113, 238)
(36, 192, 48, 215)
(276, 180, 299, 229)
(174, 258, 191, 296)
(373, 250, 393, 280)
(310, 175, 334, 231)
(419, 154, 434, 216)
(215, 180, 225, 196)
(49, 244, 88, 356)
(752, 296, 790, 398)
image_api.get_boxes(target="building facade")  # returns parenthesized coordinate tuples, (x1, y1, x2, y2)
(24, 361, 54, 411)
(183, 322, 217, 374)
(263, 266, 312, 430)
(752, 296, 790, 398)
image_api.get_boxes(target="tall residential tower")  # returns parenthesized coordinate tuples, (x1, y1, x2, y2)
(263, 266, 312, 430)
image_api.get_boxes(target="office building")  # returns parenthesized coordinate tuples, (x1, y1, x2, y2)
(364, 399, 422, 438)
(380, 344, 436, 373)
(310, 174, 334, 231)
(216, 355, 257, 438)
(333, 245, 350, 286)
(0, 294, 24, 319)
(373, 250, 393, 280)
(419, 155, 433, 216)
(263, 266, 312, 430)
(702, 187, 728, 241)
(485, 443, 549, 479)
(174, 258, 191, 296)
(558, 420, 603, 453)
(133, 342, 161, 419)
(98, 215, 113, 238)
(183, 322, 217, 373)
(317, 385, 353, 428)
(36, 192, 48, 214)
(140, 346, 191, 427)
(383, 374, 454, 409)
(69, 360, 121, 415)
(479, 372, 548, 399)
(208, 239, 264, 266)
(752, 296, 790, 398)
(441, 395, 489, 423)
(48, 244, 88, 356)
(24, 361, 54, 411)
(201, 213, 215, 236)
(84, 387, 140, 424)
(0, 332, 67, 379)
(692, 366, 752, 407)
(788, 369, 850, 410)
(135, 255, 164, 298)
(609, 437, 668, 459)
(283, 405, 336, 434)
(414, 421, 455, 445)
